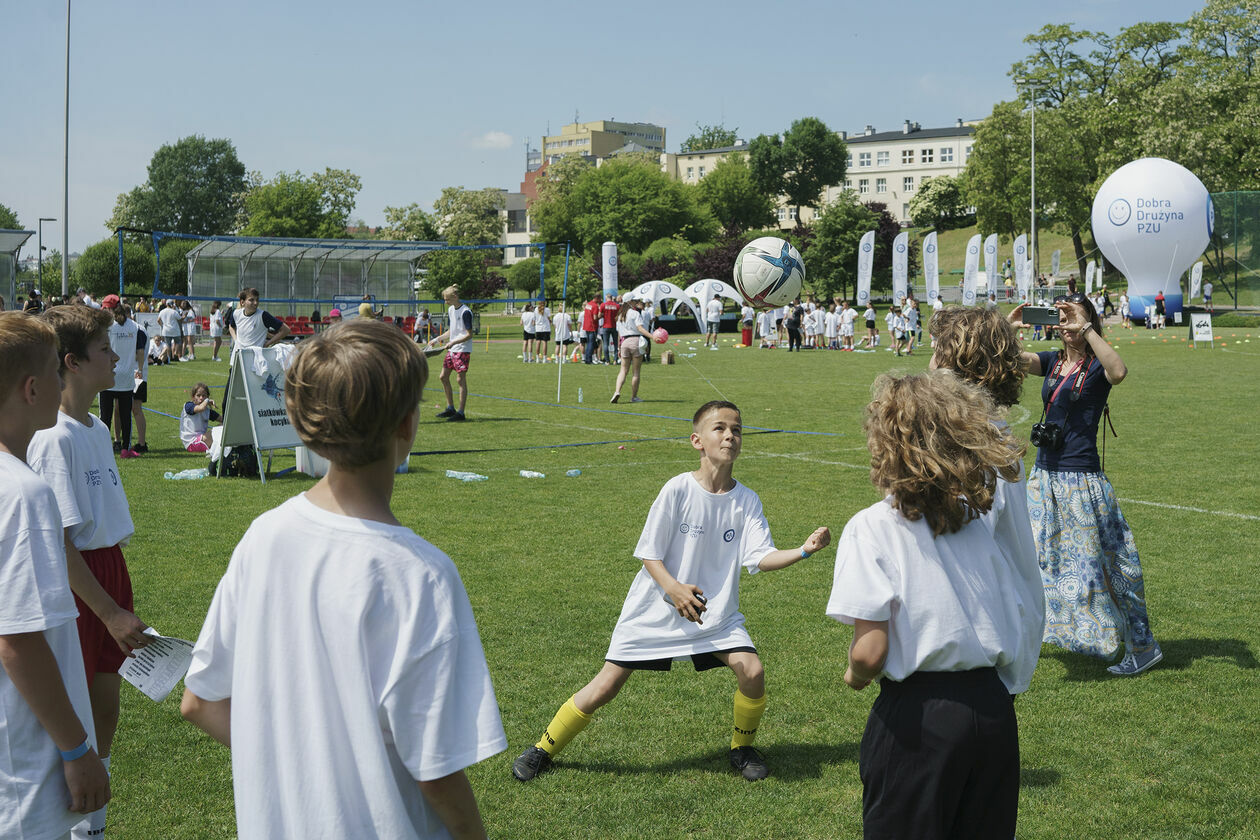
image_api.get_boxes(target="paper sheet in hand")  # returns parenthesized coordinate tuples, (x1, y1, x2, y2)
(118, 629, 195, 702)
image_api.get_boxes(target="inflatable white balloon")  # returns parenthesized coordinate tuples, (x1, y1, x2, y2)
(1091, 158, 1213, 323)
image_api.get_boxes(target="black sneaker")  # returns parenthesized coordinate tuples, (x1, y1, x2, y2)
(512, 746, 552, 781)
(729, 746, 769, 781)
(447, 411, 466, 422)
(435, 406, 457, 419)
(113, 440, 122, 453)
(134, 443, 148, 454)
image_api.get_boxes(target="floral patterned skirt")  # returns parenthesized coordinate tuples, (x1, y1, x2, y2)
(1026, 468, 1155, 659)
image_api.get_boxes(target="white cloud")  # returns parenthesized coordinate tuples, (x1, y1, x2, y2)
(471, 130, 513, 150)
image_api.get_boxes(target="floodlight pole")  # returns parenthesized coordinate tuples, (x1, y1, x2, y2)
(38, 218, 56, 294)
(61, 0, 71, 297)
(1014, 78, 1042, 278)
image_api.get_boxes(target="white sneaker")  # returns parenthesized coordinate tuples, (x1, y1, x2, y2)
(1107, 645, 1163, 676)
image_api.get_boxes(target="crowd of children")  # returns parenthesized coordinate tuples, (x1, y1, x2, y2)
(1, 290, 1153, 839)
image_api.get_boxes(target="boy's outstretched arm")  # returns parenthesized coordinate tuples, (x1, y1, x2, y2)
(63, 533, 151, 655)
(845, 619, 890, 690)
(757, 526, 832, 571)
(180, 689, 232, 747)
(417, 769, 487, 840)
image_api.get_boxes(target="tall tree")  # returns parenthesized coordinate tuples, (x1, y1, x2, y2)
(696, 154, 776, 234)
(106, 136, 247, 235)
(238, 168, 362, 239)
(907, 175, 971, 230)
(379, 203, 440, 241)
(527, 155, 594, 248)
(749, 117, 848, 224)
(803, 193, 877, 302)
(679, 123, 739, 153)
(73, 239, 154, 297)
(421, 187, 507, 304)
(0, 203, 20, 229)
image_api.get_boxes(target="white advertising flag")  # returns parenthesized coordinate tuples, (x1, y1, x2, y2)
(1190, 261, 1203, 299)
(1023, 259, 1034, 298)
(1085, 260, 1096, 294)
(1051, 249, 1061, 277)
(856, 230, 875, 307)
(983, 234, 999, 297)
(1013, 235, 1028, 298)
(963, 234, 981, 306)
(892, 232, 909, 303)
(923, 232, 939, 303)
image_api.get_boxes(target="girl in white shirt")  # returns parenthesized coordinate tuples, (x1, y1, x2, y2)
(519, 304, 535, 363)
(610, 301, 654, 403)
(827, 370, 1037, 840)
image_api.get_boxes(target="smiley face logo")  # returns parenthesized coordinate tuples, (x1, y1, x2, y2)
(723, 528, 736, 543)
(1108, 198, 1132, 226)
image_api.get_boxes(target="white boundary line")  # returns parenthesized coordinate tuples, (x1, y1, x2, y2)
(1118, 498, 1260, 522)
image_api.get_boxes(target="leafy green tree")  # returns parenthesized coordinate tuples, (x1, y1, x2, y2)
(433, 187, 505, 246)
(157, 238, 200, 295)
(528, 155, 594, 247)
(504, 251, 577, 300)
(908, 175, 971, 230)
(379, 203, 440, 241)
(565, 157, 716, 255)
(749, 117, 848, 224)
(73, 239, 154, 297)
(106, 136, 246, 235)
(238, 168, 362, 239)
(965, 101, 1030, 243)
(804, 193, 877, 302)
(679, 123, 739, 153)
(697, 154, 776, 234)
(0, 203, 20, 229)
(864, 202, 915, 290)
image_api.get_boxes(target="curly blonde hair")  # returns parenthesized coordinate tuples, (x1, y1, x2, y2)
(865, 371, 1025, 536)
(928, 307, 1025, 407)
(285, 320, 427, 468)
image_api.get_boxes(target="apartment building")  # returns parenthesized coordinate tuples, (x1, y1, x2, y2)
(542, 120, 666, 161)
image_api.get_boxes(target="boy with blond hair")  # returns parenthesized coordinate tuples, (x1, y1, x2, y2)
(512, 400, 830, 783)
(0, 312, 112, 839)
(28, 305, 153, 840)
(182, 319, 506, 838)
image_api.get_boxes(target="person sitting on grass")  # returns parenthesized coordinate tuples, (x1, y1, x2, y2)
(512, 399, 831, 783)
(182, 319, 506, 838)
(827, 371, 1041, 839)
(180, 383, 220, 453)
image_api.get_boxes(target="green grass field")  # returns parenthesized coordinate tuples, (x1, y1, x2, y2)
(103, 318, 1259, 839)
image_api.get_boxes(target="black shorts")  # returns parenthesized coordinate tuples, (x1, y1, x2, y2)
(560, 337, 575, 345)
(133, 381, 148, 403)
(866, 319, 876, 330)
(523, 331, 535, 340)
(607, 646, 756, 672)
(536, 332, 551, 342)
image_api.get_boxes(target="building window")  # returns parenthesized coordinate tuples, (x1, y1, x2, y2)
(941, 147, 954, 163)
(877, 151, 890, 166)
(921, 148, 934, 163)
(902, 149, 914, 165)
(777, 207, 787, 221)
(965, 144, 974, 159)
(903, 203, 911, 218)
(903, 176, 915, 192)
(858, 178, 870, 194)
(876, 177, 887, 194)
(698, 166, 705, 178)
(846, 154, 853, 168)
(789, 207, 798, 220)
(844, 179, 852, 190)
(859, 152, 872, 167)
(514, 245, 529, 258)
(507, 209, 527, 233)
(687, 167, 694, 178)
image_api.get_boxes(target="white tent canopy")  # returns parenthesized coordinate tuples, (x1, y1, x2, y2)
(685, 278, 745, 309)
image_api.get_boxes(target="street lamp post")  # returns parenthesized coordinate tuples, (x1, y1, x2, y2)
(38, 218, 56, 295)
(1014, 78, 1043, 278)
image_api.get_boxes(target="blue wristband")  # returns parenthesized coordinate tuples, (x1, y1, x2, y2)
(60, 737, 91, 761)
(800, 548, 812, 559)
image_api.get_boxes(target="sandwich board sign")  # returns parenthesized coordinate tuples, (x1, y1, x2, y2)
(1189, 313, 1214, 350)
(219, 346, 301, 482)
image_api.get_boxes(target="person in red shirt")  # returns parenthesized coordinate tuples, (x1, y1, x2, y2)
(582, 297, 601, 364)
(600, 294, 620, 364)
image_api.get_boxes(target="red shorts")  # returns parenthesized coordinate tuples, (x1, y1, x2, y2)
(75, 545, 135, 684)
(443, 351, 471, 373)
(187, 441, 208, 453)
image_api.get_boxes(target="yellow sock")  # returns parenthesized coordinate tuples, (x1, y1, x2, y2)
(731, 689, 767, 749)
(535, 695, 592, 756)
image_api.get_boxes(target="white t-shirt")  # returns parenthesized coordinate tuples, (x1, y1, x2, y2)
(903, 303, 920, 328)
(447, 304, 473, 354)
(532, 309, 550, 333)
(1203, 282, 1213, 297)
(840, 308, 857, 335)
(824, 311, 839, 338)
(863, 306, 876, 323)
(616, 308, 644, 340)
(552, 312, 573, 342)
(757, 311, 773, 339)
(182, 308, 198, 336)
(0, 454, 95, 840)
(705, 299, 723, 324)
(826, 497, 1041, 693)
(933, 298, 944, 312)
(606, 473, 775, 662)
(28, 412, 135, 551)
(209, 309, 225, 337)
(185, 494, 507, 840)
(107, 317, 141, 391)
(519, 311, 534, 332)
(158, 307, 182, 338)
(884, 310, 897, 331)
(740, 305, 754, 326)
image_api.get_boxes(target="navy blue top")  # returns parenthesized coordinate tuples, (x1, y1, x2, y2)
(1033, 350, 1110, 473)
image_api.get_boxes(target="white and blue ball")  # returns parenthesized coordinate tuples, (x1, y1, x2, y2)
(732, 236, 805, 308)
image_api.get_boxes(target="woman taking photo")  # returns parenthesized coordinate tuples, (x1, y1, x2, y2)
(1010, 294, 1160, 676)
(610, 300, 653, 404)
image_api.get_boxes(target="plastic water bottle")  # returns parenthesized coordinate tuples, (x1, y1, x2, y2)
(578, 387, 584, 403)
(163, 467, 210, 480)
(519, 470, 546, 479)
(565, 469, 582, 477)
(445, 470, 489, 482)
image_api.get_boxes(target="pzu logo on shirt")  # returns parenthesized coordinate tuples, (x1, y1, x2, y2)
(679, 523, 705, 538)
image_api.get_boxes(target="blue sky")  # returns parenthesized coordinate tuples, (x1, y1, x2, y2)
(3, 0, 1205, 255)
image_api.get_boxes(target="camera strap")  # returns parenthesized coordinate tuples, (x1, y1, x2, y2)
(1100, 404, 1117, 470)
(1043, 355, 1091, 413)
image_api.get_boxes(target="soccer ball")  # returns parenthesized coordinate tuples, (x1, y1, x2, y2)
(652, 327, 669, 344)
(732, 237, 805, 308)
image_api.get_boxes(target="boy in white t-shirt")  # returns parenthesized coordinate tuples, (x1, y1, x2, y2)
(0, 312, 111, 840)
(827, 371, 1038, 839)
(28, 306, 153, 840)
(839, 300, 857, 351)
(427, 286, 475, 422)
(182, 320, 505, 838)
(512, 401, 830, 783)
